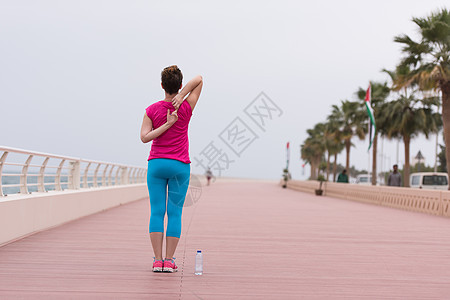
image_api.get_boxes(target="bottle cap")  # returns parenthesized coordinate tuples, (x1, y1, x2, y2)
(197, 250, 201, 253)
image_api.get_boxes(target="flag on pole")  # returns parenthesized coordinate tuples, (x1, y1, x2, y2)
(365, 83, 376, 151)
(286, 142, 290, 169)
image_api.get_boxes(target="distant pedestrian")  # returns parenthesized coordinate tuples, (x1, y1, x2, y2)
(140, 65, 203, 273)
(205, 167, 214, 186)
(337, 169, 349, 183)
(387, 164, 402, 187)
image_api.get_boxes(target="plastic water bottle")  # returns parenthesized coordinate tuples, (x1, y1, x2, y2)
(195, 250, 203, 275)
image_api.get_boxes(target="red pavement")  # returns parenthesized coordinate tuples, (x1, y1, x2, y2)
(1, 180, 450, 299)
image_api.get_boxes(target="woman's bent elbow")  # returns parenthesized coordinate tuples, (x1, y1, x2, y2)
(141, 136, 150, 143)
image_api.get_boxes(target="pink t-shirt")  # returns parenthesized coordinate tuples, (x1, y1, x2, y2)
(145, 100, 192, 164)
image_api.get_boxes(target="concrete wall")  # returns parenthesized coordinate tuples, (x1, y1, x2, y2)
(287, 180, 450, 218)
(0, 184, 148, 245)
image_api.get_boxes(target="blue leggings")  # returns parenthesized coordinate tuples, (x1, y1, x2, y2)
(147, 158, 190, 238)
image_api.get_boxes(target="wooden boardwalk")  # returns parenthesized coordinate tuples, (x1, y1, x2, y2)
(1, 179, 450, 299)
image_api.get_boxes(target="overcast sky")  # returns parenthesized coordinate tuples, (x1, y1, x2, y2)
(1, 0, 448, 180)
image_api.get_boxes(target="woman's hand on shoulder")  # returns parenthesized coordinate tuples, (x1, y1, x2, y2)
(166, 109, 178, 126)
(172, 94, 184, 110)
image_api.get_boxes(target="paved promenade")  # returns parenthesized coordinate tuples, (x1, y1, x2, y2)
(1, 179, 450, 299)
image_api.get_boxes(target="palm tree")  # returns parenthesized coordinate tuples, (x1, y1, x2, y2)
(301, 141, 317, 179)
(356, 81, 390, 185)
(326, 111, 345, 181)
(329, 100, 366, 172)
(383, 62, 442, 186)
(382, 64, 415, 96)
(379, 95, 441, 186)
(394, 8, 450, 180)
(301, 123, 326, 180)
(323, 124, 333, 182)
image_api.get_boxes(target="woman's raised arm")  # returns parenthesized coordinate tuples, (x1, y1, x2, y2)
(172, 75, 203, 111)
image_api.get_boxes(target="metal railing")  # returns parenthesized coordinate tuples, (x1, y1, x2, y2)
(0, 146, 147, 197)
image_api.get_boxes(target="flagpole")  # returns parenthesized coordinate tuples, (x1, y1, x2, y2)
(434, 129, 438, 173)
(286, 142, 290, 170)
(381, 137, 384, 184)
(368, 119, 371, 180)
(366, 83, 372, 181)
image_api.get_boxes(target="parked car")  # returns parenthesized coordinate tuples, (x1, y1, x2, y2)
(356, 174, 372, 185)
(410, 172, 449, 190)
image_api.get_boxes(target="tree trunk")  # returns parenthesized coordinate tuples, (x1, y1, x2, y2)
(333, 153, 338, 182)
(326, 151, 331, 181)
(345, 138, 351, 171)
(310, 161, 315, 180)
(403, 134, 411, 187)
(371, 134, 378, 186)
(311, 157, 320, 180)
(441, 82, 450, 190)
(315, 156, 321, 179)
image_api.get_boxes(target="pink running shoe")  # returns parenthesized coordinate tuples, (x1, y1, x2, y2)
(163, 258, 178, 273)
(152, 258, 163, 272)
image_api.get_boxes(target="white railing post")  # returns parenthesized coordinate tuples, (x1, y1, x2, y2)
(127, 167, 133, 184)
(20, 155, 33, 194)
(55, 159, 66, 191)
(108, 166, 114, 186)
(121, 166, 129, 185)
(102, 165, 109, 187)
(94, 163, 101, 187)
(131, 168, 137, 184)
(135, 169, 140, 184)
(115, 167, 121, 186)
(70, 160, 81, 190)
(38, 157, 49, 193)
(0, 151, 8, 197)
(83, 162, 91, 188)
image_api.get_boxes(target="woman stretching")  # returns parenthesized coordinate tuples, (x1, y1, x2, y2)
(140, 65, 203, 272)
